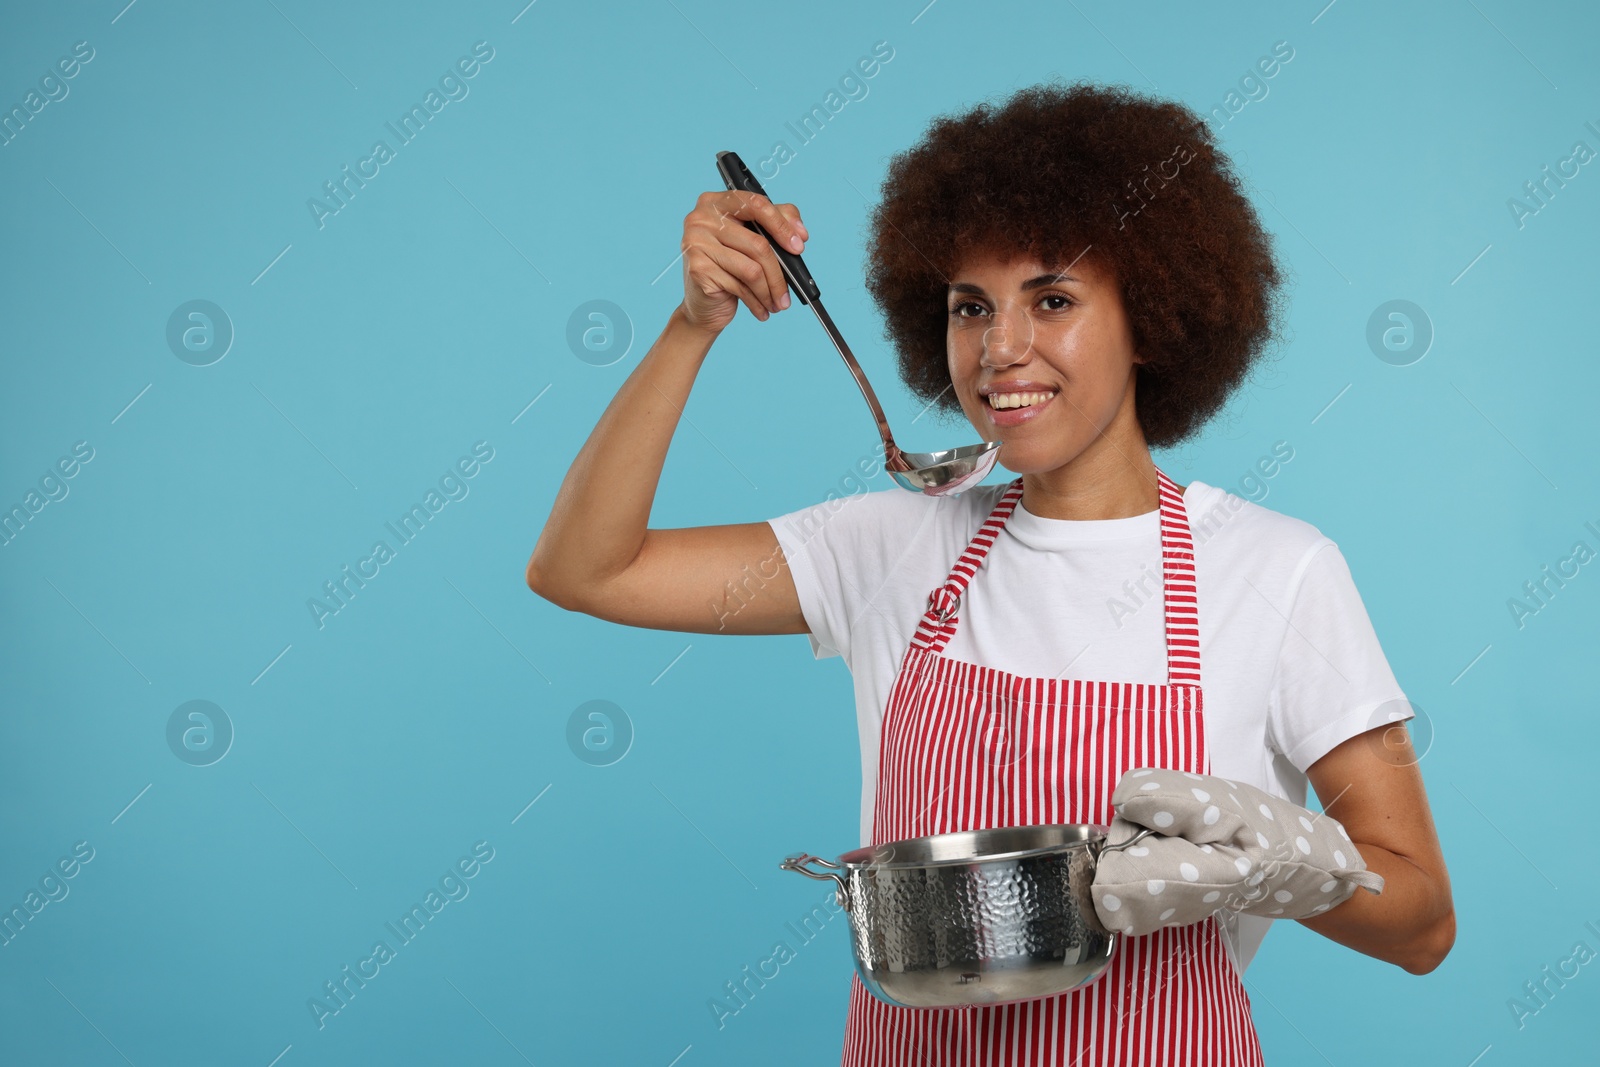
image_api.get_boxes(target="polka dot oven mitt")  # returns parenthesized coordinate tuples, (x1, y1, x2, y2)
(1087, 768, 1384, 937)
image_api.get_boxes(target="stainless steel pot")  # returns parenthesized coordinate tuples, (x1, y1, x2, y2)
(780, 823, 1157, 1009)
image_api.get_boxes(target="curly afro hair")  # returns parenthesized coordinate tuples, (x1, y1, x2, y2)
(864, 80, 1288, 449)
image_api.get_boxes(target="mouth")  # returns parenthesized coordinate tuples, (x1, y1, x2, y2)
(983, 389, 1058, 411)
(981, 386, 1060, 427)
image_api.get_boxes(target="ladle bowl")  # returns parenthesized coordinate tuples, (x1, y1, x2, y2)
(887, 440, 1002, 496)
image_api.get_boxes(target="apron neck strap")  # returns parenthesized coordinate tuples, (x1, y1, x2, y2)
(912, 466, 1201, 686)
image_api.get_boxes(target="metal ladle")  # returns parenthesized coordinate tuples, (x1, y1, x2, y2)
(717, 151, 1001, 496)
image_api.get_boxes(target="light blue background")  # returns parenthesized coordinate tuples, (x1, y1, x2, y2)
(2, 1, 1595, 1064)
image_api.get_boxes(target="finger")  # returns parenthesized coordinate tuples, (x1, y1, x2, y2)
(775, 202, 809, 241)
(722, 191, 806, 254)
(704, 216, 790, 311)
(694, 236, 779, 315)
(685, 245, 768, 321)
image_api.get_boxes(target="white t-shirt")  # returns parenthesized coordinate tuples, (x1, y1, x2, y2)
(766, 476, 1413, 976)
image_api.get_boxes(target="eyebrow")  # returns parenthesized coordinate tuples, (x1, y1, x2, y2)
(948, 272, 1080, 296)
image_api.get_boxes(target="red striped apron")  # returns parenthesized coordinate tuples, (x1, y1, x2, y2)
(840, 467, 1264, 1066)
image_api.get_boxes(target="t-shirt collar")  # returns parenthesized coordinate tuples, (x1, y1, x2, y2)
(1002, 480, 1205, 550)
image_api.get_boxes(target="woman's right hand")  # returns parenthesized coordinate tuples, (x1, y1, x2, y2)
(680, 190, 809, 335)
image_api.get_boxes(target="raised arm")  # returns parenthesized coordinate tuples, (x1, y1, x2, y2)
(525, 191, 814, 638)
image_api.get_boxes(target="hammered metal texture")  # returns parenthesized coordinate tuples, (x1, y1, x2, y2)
(844, 850, 1118, 1008)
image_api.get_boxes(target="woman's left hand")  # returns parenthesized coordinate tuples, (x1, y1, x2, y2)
(1089, 768, 1385, 936)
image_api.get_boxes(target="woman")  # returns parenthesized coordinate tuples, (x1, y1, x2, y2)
(527, 82, 1454, 1064)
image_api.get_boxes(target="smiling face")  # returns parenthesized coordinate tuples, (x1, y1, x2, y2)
(947, 246, 1150, 483)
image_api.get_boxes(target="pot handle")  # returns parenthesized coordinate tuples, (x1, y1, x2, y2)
(1094, 826, 1159, 857)
(780, 853, 851, 911)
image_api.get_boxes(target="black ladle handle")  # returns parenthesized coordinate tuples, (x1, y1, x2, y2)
(715, 150, 821, 306)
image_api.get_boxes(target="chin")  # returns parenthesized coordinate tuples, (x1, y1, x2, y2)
(992, 442, 1068, 476)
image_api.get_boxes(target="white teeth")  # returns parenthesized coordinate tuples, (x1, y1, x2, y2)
(986, 390, 1056, 410)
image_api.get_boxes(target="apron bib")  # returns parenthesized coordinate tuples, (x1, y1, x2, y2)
(839, 467, 1264, 1066)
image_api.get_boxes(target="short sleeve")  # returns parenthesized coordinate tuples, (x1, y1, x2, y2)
(1266, 540, 1414, 772)
(765, 492, 878, 662)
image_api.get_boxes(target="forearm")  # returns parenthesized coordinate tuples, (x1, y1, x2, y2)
(526, 303, 718, 598)
(1294, 839, 1455, 974)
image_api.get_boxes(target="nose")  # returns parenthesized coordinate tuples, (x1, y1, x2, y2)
(979, 308, 1032, 368)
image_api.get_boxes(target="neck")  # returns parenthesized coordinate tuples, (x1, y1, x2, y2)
(1019, 400, 1162, 520)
